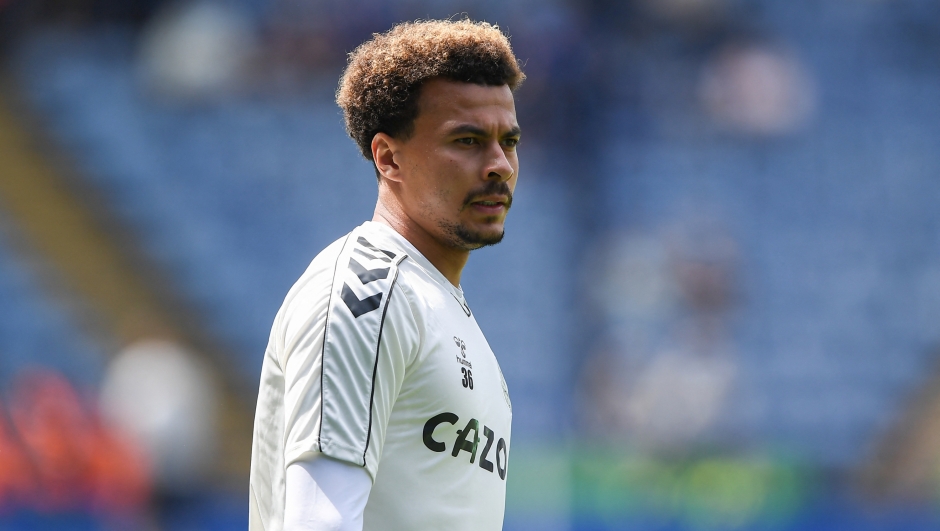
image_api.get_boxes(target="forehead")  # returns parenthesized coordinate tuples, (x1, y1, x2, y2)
(415, 78, 517, 131)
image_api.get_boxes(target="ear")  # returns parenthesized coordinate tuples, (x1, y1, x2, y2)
(372, 133, 402, 183)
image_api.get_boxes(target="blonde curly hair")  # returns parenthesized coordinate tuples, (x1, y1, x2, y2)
(336, 19, 525, 161)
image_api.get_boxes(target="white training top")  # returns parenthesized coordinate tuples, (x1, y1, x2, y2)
(249, 221, 513, 531)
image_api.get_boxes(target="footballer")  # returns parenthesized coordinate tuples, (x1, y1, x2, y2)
(249, 19, 524, 531)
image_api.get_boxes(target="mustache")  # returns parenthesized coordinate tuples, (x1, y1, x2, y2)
(462, 181, 514, 209)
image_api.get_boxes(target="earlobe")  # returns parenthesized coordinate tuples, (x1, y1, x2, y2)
(372, 133, 402, 183)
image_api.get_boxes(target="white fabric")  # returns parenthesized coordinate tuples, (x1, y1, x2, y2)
(284, 456, 372, 531)
(250, 221, 513, 531)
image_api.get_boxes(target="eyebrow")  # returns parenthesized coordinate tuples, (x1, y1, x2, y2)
(448, 124, 522, 138)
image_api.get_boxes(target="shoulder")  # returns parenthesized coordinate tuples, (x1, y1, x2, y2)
(320, 226, 425, 367)
(275, 224, 409, 329)
(271, 225, 433, 359)
(319, 225, 419, 339)
(327, 225, 411, 322)
(341, 224, 435, 324)
(279, 234, 348, 319)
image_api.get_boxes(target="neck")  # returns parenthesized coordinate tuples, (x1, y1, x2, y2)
(372, 197, 469, 288)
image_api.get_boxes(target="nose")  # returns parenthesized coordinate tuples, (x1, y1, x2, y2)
(484, 141, 514, 182)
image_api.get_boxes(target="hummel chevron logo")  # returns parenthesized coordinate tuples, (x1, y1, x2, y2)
(341, 284, 383, 318)
(340, 237, 398, 318)
(341, 256, 392, 318)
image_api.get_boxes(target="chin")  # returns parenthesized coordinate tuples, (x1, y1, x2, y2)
(442, 220, 506, 250)
(461, 227, 505, 249)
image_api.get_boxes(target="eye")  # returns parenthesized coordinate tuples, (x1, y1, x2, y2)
(502, 138, 520, 148)
(455, 137, 477, 145)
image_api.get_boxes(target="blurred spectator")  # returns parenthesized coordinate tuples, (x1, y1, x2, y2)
(99, 339, 219, 495)
(579, 220, 741, 454)
(138, 0, 257, 100)
(10, 370, 103, 511)
(699, 41, 816, 135)
(5, 369, 150, 514)
(623, 348, 737, 452)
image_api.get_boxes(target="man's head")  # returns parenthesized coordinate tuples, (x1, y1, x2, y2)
(337, 19, 525, 251)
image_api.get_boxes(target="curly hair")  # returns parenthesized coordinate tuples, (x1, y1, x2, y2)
(336, 19, 525, 161)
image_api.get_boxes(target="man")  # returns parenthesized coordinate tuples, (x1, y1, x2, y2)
(249, 19, 525, 531)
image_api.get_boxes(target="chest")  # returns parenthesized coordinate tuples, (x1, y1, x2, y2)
(389, 297, 512, 470)
(406, 301, 510, 416)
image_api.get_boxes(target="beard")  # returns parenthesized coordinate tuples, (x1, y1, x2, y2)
(439, 219, 506, 250)
(438, 181, 513, 250)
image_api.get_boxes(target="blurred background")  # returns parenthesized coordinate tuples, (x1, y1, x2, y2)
(0, 0, 939, 529)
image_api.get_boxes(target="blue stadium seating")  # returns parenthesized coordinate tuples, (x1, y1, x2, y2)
(594, 0, 940, 466)
(0, 223, 105, 390)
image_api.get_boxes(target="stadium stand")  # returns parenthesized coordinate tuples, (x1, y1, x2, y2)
(591, 0, 940, 469)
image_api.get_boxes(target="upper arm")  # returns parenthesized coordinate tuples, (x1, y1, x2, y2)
(282, 236, 419, 478)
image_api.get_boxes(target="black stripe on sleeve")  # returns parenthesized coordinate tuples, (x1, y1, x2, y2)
(361, 267, 402, 466)
(318, 234, 351, 453)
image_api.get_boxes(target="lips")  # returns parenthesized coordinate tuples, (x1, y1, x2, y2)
(462, 183, 513, 213)
(468, 196, 509, 214)
(470, 198, 507, 207)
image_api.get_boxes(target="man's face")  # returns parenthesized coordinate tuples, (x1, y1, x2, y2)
(388, 78, 520, 250)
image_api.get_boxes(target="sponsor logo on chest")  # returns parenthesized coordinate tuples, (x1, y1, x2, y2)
(422, 413, 508, 480)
